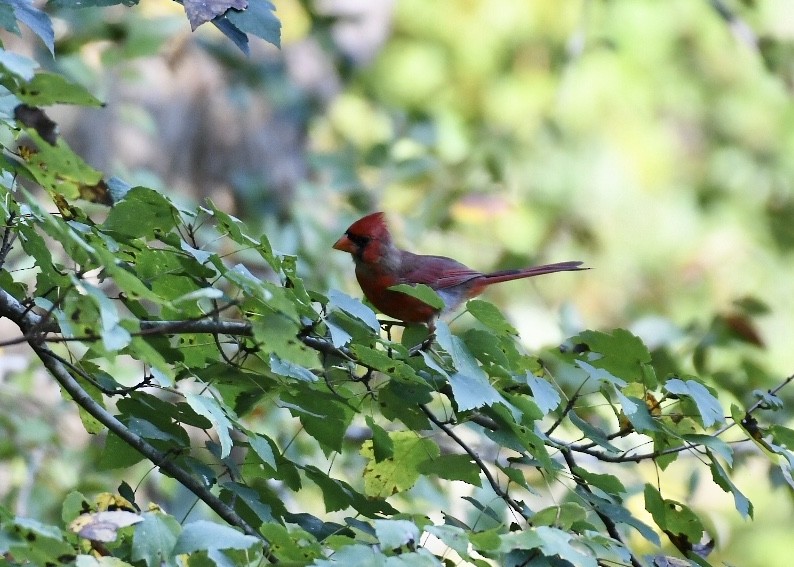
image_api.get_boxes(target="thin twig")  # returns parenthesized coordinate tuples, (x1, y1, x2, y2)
(420, 404, 528, 520)
(560, 448, 643, 567)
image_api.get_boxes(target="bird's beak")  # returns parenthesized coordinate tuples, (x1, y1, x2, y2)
(333, 234, 356, 253)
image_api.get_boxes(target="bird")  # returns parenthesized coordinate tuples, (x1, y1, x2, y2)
(333, 211, 587, 327)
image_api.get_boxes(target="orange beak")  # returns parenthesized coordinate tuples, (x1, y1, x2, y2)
(333, 234, 356, 253)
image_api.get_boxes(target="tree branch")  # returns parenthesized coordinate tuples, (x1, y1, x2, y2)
(420, 404, 528, 520)
(0, 287, 270, 551)
(560, 448, 643, 567)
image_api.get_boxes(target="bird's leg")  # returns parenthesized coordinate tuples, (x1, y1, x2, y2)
(419, 320, 437, 351)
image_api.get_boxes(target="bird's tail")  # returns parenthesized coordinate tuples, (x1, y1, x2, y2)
(482, 261, 587, 284)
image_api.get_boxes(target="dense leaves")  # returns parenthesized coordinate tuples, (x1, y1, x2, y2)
(0, 2, 792, 567)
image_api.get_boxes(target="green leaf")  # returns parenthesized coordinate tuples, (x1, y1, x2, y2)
(17, 133, 103, 198)
(572, 466, 626, 497)
(373, 519, 419, 549)
(0, 49, 37, 80)
(569, 329, 654, 387)
(361, 431, 440, 497)
(303, 465, 396, 516)
(388, 283, 445, 310)
(498, 527, 598, 567)
(328, 289, 380, 331)
(466, 299, 518, 335)
(424, 524, 471, 560)
(532, 503, 588, 530)
(79, 280, 131, 351)
(61, 491, 90, 524)
(281, 390, 353, 453)
(225, 0, 281, 48)
(173, 520, 260, 553)
(131, 512, 180, 567)
(708, 454, 752, 518)
(248, 434, 278, 471)
(615, 391, 659, 433)
(665, 378, 724, 428)
(17, 72, 102, 106)
(568, 412, 621, 453)
(435, 322, 484, 378)
(269, 354, 318, 383)
(417, 454, 482, 486)
(643, 484, 703, 542)
(524, 373, 561, 414)
(366, 416, 394, 462)
(184, 393, 234, 459)
(310, 543, 380, 566)
(448, 372, 505, 412)
(254, 314, 318, 371)
(98, 433, 146, 470)
(350, 344, 422, 383)
(5, 0, 54, 54)
(102, 187, 179, 239)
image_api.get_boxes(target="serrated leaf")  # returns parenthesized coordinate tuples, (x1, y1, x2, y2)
(102, 187, 179, 239)
(80, 280, 131, 351)
(532, 503, 588, 530)
(448, 372, 504, 412)
(225, 0, 281, 47)
(569, 412, 621, 453)
(417, 454, 482, 486)
(98, 433, 145, 470)
(435, 321, 483, 377)
(212, 16, 249, 55)
(708, 454, 752, 518)
(615, 390, 658, 433)
(350, 344, 421, 383)
(570, 329, 654, 387)
(388, 283, 445, 310)
(183, 0, 247, 31)
(269, 353, 318, 382)
(0, 48, 37, 80)
(248, 434, 278, 471)
(572, 466, 626, 497)
(184, 393, 234, 458)
(365, 416, 394, 462)
(374, 519, 419, 549)
(424, 524, 471, 560)
(665, 378, 724, 428)
(173, 520, 259, 553)
(6, 0, 53, 54)
(361, 431, 439, 497)
(524, 373, 561, 414)
(328, 289, 380, 331)
(466, 299, 518, 334)
(326, 319, 353, 348)
(131, 512, 180, 567)
(498, 527, 597, 567)
(17, 72, 102, 106)
(643, 484, 703, 542)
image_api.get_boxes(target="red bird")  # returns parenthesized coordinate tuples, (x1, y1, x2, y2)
(333, 212, 586, 326)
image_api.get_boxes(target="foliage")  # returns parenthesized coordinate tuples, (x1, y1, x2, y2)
(0, 1, 793, 566)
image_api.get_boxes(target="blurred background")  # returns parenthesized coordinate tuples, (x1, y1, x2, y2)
(3, 0, 794, 564)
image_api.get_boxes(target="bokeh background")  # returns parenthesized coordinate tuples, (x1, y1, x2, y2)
(3, 0, 794, 564)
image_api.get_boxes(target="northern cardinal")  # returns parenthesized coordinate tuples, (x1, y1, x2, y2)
(333, 212, 586, 326)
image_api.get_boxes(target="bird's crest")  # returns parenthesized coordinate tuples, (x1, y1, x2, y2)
(346, 211, 391, 242)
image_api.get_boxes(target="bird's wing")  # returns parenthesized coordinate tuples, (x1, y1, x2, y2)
(398, 253, 483, 290)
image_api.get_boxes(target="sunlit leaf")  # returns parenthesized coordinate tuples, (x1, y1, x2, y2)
(184, 393, 235, 458)
(665, 378, 724, 428)
(173, 520, 260, 553)
(361, 431, 439, 497)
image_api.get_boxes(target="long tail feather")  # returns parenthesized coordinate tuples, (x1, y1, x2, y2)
(483, 261, 587, 284)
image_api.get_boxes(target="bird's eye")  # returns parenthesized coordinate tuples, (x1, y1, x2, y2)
(346, 232, 370, 247)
